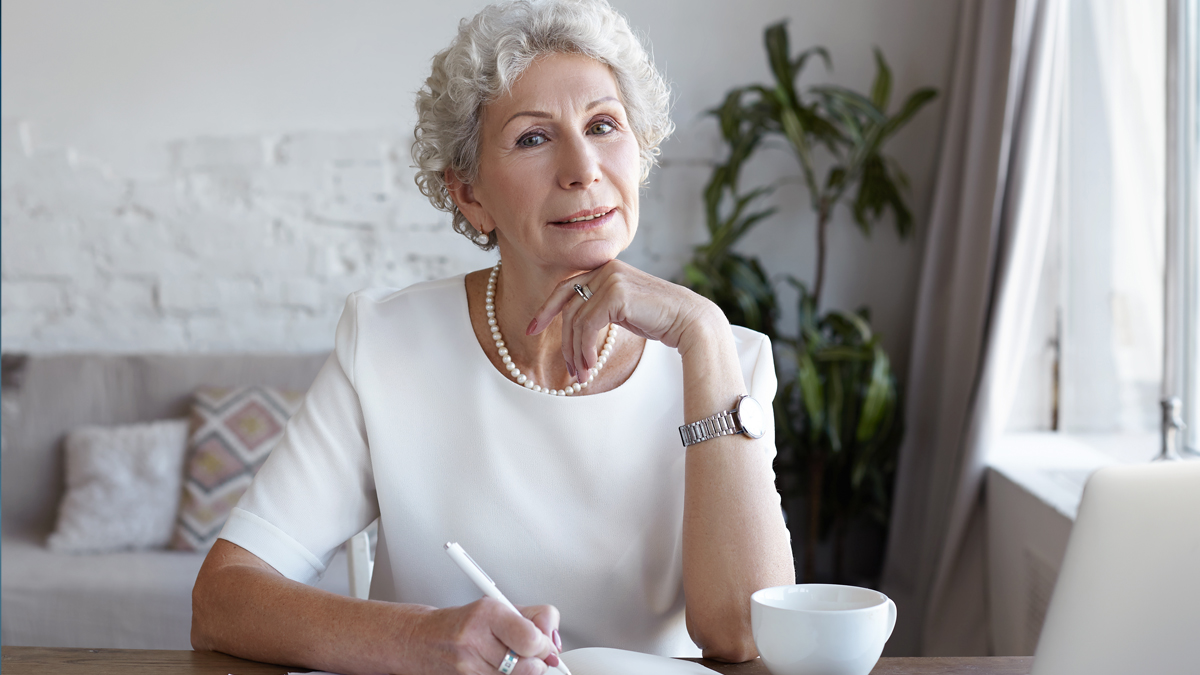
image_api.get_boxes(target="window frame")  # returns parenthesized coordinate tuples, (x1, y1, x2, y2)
(1165, 0, 1199, 455)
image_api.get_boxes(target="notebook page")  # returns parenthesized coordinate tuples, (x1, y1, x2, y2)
(559, 647, 716, 675)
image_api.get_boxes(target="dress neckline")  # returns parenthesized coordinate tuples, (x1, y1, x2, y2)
(455, 272, 653, 400)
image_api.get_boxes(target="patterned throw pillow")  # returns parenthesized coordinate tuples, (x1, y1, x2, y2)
(171, 385, 304, 551)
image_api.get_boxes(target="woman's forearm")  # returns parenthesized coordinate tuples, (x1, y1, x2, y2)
(193, 541, 558, 675)
(677, 309, 795, 662)
(192, 541, 433, 675)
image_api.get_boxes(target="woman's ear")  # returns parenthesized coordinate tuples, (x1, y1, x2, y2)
(444, 169, 492, 236)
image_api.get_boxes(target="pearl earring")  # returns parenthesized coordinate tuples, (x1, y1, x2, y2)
(474, 230, 490, 245)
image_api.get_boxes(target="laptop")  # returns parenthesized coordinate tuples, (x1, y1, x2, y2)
(1031, 460, 1200, 675)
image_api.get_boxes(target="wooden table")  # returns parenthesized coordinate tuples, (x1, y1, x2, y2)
(2, 647, 1033, 674)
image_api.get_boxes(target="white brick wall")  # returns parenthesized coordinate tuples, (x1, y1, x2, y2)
(0, 119, 526, 352)
(0, 119, 705, 353)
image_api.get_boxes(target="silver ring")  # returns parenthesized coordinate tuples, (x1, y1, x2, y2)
(573, 283, 593, 301)
(498, 649, 519, 674)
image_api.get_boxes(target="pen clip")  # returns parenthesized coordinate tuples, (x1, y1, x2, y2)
(461, 548, 495, 586)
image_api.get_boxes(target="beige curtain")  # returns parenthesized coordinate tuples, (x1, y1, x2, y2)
(880, 0, 1068, 656)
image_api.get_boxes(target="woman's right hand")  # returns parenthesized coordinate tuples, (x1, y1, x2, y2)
(409, 598, 561, 675)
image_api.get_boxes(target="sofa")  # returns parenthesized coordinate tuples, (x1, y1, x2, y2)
(0, 352, 360, 649)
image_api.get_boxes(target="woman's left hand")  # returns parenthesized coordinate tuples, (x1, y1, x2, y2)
(528, 259, 723, 383)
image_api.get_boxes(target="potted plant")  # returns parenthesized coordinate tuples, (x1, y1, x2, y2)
(683, 21, 936, 583)
(680, 81, 780, 338)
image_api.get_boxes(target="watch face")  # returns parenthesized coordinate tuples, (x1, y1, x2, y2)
(737, 396, 767, 439)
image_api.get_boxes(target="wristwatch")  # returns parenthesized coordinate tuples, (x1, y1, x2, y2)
(678, 395, 767, 447)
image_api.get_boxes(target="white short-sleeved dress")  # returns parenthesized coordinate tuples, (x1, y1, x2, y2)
(219, 274, 778, 657)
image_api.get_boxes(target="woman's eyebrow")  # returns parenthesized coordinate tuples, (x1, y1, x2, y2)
(503, 110, 553, 131)
(586, 96, 619, 110)
(501, 97, 621, 131)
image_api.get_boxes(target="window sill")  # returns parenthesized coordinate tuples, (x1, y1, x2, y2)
(987, 431, 1159, 520)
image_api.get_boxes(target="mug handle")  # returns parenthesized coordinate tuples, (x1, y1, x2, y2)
(885, 598, 897, 640)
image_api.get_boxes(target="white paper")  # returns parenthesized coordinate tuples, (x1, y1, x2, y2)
(559, 648, 715, 675)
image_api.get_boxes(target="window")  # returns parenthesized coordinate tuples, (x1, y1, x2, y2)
(1009, 0, 1198, 454)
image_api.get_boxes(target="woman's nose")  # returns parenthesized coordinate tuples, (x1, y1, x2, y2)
(557, 133, 602, 189)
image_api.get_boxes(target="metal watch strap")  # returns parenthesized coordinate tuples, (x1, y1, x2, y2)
(679, 409, 741, 447)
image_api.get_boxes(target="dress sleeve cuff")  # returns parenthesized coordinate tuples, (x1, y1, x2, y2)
(218, 507, 328, 584)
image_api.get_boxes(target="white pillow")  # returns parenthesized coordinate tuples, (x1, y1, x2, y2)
(47, 419, 191, 553)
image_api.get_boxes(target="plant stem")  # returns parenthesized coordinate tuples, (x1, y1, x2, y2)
(813, 203, 830, 309)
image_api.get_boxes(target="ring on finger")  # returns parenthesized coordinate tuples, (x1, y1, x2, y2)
(573, 283, 593, 302)
(498, 649, 519, 675)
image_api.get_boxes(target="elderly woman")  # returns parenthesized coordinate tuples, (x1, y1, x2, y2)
(190, 0, 793, 673)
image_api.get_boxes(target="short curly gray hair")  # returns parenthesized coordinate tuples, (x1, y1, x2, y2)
(412, 0, 674, 250)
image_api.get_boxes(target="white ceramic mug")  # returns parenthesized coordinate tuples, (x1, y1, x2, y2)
(751, 584, 897, 675)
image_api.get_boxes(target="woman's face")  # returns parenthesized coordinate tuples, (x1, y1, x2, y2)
(463, 53, 641, 275)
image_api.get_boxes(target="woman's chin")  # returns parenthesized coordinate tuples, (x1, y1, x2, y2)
(503, 232, 631, 275)
(556, 245, 624, 273)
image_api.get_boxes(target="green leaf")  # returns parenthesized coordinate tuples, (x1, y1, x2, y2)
(856, 344, 894, 442)
(793, 46, 832, 79)
(870, 48, 892, 111)
(682, 262, 710, 289)
(715, 88, 745, 142)
(813, 345, 873, 362)
(884, 171, 914, 238)
(826, 362, 844, 452)
(778, 105, 819, 198)
(852, 454, 870, 490)
(823, 310, 872, 343)
(732, 285, 761, 330)
(886, 156, 911, 190)
(878, 87, 938, 141)
(804, 107, 846, 153)
(851, 154, 914, 239)
(810, 86, 887, 125)
(785, 276, 818, 333)
(812, 90, 866, 147)
(732, 207, 777, 242)
(702, 165, 727, 236)
(797, 350, 825, 442)
(825, 166, 847, 191)
(764, 22, 799, 108)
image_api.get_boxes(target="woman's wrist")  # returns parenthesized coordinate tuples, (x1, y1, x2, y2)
(676, 299, 735, 363)
(385, 603, 439, 673)
(675, 299, 750, 424)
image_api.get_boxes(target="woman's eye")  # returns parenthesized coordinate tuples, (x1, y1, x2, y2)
(518, 133, 546, 148)
(589, 121, 614, 135)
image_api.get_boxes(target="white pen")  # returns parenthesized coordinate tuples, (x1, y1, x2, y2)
(444, 542, 573, 675)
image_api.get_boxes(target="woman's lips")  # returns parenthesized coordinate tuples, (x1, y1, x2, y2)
(550, 208, 616, 230)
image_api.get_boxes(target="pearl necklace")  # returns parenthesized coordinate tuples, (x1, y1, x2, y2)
(486, 260, 617, 396)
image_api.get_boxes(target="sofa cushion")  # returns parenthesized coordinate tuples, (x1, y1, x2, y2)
(0, 533, 203, 649)
(47, 419, 190, 553)
(1, 532, 352, 649)
(172, 386, 304, 551)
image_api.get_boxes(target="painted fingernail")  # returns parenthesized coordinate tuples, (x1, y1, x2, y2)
(566, 361, 576, 378)
(527, 318, 537, 335)
(546, 652, 561, 667)
(553, 629, 562, 651)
